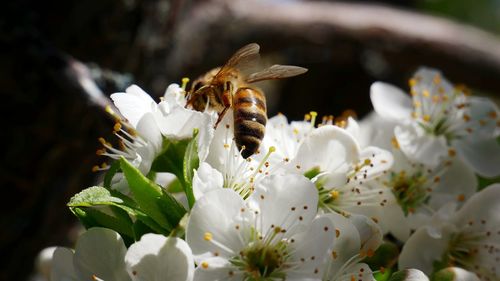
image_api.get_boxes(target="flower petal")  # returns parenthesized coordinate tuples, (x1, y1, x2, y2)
(357, 146, 393, 181)
(428, 158, 477, 210)
(248, 174, 318, 236)
(291, 125, 360, 187)
(287, 215, 336, 280)
(452, 183, 500, 231)
(193, 257, 241, 281)
(454, 138, 500, 178)
(321, 212, 361, 274)
(186, 189, 248, 260)
(390, 269, 430, 281)
(348, 214, 383, 257)
(111, 85, 156, 128)
(434, 267, 480, 281)
(192, 162, 224, 200)
(398, 225, 453, 275)
(73, 227, 131, 281)
(125, 234, 194, 281)
(370, 82, 412, 122)
(51, 247, 77, 281)
(394, 123, 448, 168)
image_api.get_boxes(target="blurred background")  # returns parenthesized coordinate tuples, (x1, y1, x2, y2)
(2, 0, 500, 280)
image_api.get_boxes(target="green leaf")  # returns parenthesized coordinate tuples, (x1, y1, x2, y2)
(151, 131, 199, 208)
(120, 157, 172, 230)
(183, 129, 199, 207)
(166, 178, 184, 193)
(69, 186, 125, 207)
(120, 157, 186, 232)
(103, 160, 121, 188)
(70, 206, 134, 245)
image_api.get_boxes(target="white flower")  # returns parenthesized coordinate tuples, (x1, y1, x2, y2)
(51, 227, 131, 281)
(370, 67, 500, 177)
(199, 111, 277, 198)
(125, 233, 194, 281)
(434, 267, 480, 281)
(355, 113, 478, 241)
(288, 125, 394, 223)
(399, 184, 500, 280)
(100, 84, 215, 193)
(186, 174, 336, 280)
(50, 228, 194, 281)
(260, 113, 315, 165)
(390, 269, 430, 281)
(322, 212, 382, 281)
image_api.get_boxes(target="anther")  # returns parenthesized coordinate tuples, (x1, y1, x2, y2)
(181, 77, 190, 91)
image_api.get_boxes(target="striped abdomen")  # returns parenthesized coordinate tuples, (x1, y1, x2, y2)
(233, 87, 267, 159)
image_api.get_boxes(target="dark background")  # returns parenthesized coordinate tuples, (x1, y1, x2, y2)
(1, 0, 500, 280)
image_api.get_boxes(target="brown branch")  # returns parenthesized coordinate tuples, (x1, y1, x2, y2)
(168, 0, 500, 94)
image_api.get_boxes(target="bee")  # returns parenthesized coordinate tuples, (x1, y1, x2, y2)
(186, 43, 307, 158)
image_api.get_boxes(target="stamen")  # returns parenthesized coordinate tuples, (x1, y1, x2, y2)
(309, 111, 318, 127)
(181, 77, 190, 91)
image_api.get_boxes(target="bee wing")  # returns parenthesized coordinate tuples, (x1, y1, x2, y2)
(245, 65, 308, 83)
(214, 43, 261, 79)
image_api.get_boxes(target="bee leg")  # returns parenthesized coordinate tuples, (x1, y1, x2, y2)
(214, 106, 229, 129)
(214, 88, 233, 129)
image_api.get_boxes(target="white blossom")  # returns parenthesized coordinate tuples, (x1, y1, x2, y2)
(187, 174, 336, 280)
(370, 67, 500, 177)
(399, 184, 500, 281)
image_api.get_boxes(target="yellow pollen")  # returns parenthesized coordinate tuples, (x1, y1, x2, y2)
(304, 113, 311, 121)
(423, 115, 431, 122)
(489, 111, 498, 119)
(310, 111, 318, 126)
(408, 78, 417, 87)
(432, 96, 440, 103)
(410, 89, 417, 96)
(330, 190, 339, 200)
(448, 149, 456, 157)
(335, 228, 340, 238)
(414, 101, 421, 108)
(463, 114, 470, 122)
(422, 90, 430, 98)
(364, 159, 371, 165)
(201, 262, 209, 269)
(411, 112, 417, 119)
(433, 176, 440, 183)
(351, 275, 356, 281)
(113, 123, 122, 132)
(332, 251, 337, 259)
(274, 227, 282, 234)
(269, 146, 276, 153)
(204, 232, 213, 241)
(293, 128, 299, 135)
(223, 143, 229, 149)
(367, 249, 375, 257)
(457, 194, 465, 202)
(181, 77, 190, 91)
(92, 165, 100, 172)
(433, 74, 441, 84)
(105, 105, 115, 115)
(391, 137, 400, 149)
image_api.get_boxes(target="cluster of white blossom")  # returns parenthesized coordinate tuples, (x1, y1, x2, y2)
(36, 67, 499, 281)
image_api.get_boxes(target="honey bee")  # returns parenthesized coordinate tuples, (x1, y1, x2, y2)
(186, 43, 307, 158)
